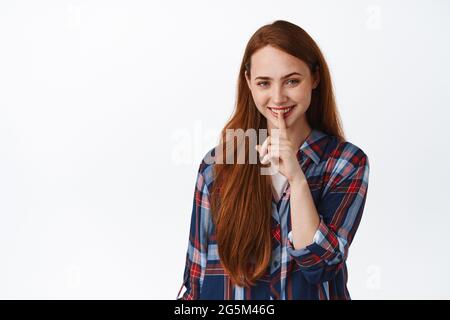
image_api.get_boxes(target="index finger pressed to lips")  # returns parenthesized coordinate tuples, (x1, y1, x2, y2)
(277, 111, 287, 137)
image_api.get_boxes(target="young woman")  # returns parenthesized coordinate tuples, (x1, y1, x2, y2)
(177, 20, 370, 300)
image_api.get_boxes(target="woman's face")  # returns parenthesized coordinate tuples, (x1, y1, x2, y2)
(245, 45, 319, 130)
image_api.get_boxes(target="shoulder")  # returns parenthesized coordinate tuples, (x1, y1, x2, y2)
(330, 139, 368, 167)
(320, 134, 369, 181)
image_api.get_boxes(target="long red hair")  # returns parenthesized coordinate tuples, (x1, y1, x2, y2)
(210, 20, 345, 288)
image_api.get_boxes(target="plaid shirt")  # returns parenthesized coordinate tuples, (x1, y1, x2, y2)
(177, 129, 370, 300)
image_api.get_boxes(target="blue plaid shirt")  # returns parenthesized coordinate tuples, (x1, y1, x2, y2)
(177, 129, 370, 300)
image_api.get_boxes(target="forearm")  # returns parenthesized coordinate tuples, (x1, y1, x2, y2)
(289, 177, 320, 250)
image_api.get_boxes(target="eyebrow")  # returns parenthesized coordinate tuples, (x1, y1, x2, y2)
(254, 72, 303, 81)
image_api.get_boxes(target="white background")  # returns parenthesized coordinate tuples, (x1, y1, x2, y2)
(0, 0, 449, 299)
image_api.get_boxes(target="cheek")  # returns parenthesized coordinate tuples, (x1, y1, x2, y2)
(292, 87, 313, 106)
(251, 91, 269, 110)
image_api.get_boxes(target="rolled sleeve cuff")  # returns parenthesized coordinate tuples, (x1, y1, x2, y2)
(287, 217, 343, 267)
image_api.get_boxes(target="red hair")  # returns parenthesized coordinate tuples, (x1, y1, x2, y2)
(210, 20, 345, 288)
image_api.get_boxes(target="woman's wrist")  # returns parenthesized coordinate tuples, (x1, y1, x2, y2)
(289, 173, 308, 187)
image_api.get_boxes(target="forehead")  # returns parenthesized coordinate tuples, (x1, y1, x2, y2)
(250, 45, 310, 76)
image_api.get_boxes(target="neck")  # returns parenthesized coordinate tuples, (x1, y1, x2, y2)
(268, 115, 312, 152)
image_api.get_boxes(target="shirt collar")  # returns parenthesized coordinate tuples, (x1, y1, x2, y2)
(298, 128, 328, 165)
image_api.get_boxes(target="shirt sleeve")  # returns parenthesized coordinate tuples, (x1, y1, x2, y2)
(177, 163, 211, 300)
(286, 147, 370, 284)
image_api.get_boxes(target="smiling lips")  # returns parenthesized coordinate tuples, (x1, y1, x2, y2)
(267, 105, 296, 117)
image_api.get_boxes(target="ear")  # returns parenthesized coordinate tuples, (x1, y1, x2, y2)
(312, 68, 320, 89)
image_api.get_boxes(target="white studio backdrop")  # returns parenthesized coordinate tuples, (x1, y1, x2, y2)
(0, 0, 449, 299)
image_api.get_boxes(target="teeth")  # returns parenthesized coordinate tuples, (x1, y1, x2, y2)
(270, 107, 293, 113)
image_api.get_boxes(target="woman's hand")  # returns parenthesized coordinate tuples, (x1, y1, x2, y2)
(255, 112, 305, 183)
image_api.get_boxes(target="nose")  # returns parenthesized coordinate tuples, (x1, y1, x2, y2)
(272, 84, 288, 105)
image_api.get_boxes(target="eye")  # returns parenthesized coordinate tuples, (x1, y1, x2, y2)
(256, 81, 269, 87)
(286, 79, 300, 86)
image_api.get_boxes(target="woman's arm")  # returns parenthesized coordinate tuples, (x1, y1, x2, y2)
(289, 177, 321, 250)
(287, 144, 370, 284)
